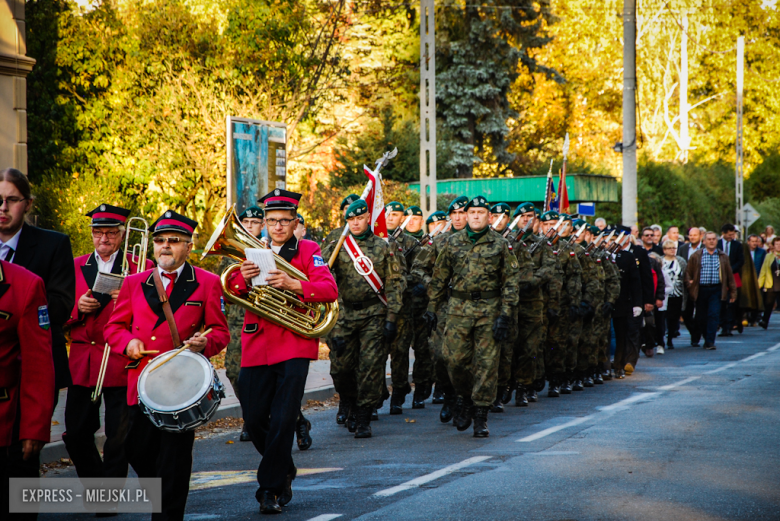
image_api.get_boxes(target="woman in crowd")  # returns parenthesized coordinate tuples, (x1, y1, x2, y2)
(758, 237, 780, 329)
(661, 240, 687, 351)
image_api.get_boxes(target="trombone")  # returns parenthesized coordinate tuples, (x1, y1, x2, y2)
(91, 343, 111, 403)
(121, 217, 150, 277)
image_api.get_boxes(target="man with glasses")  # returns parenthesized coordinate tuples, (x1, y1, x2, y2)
(63, 204, 154, 483)
(231, 189, 338, 514)
(641, 226, 663, 255)
(105, 210, 230, 520)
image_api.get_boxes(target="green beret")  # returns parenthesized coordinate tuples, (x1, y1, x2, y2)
(560, 213, 574, 222)
(340, 194, 360, 211)
(573, 218, 587, 228)
(426, 211, 447, 225)
(534, 208, 541, 217)
(239, 206, 264, 220)
(405, 206, 423, 217)
(345, 199, 368, 219)
(465, 195, 490, 210)
(490, 202, 511, 216)
(513, 202, 535, 217)
(448, 196, 469, 213)
(385, 201, 404, 213)
(588, 224, 600, 235)
(540, 210, 559, 222)
(297, 213, 305, 225)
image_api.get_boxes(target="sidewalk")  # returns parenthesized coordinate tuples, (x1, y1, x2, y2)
(42, 356, 406, 463)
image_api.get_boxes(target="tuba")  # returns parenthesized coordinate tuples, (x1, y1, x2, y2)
(202, 206, 338, 339)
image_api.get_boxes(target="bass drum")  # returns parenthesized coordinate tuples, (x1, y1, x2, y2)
(137, 350, 225, 432)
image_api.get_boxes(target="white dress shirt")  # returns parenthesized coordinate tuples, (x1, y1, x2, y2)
(95, 249, 119, 274)
(158, 263, 186, 290)
(0, 227, 22, 262)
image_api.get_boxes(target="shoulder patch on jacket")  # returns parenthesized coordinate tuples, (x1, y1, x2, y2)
(312, 255, 325, 267)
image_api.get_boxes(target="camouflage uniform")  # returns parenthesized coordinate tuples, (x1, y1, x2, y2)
(597, 250, 621, 370)
(323, 233, 405, 409)
(411, 230, 455, 400)
(512, 232, 558, 388)
(546, 238, 581, 382)
(573, 241, 604, 377)
(387, 230, 417, 396)
(402, 230, 435, 397)
(428, 229, 520, 407)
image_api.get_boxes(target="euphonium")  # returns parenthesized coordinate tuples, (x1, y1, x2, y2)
(202, 205, 338, 339)
(122, 216, 150, 277)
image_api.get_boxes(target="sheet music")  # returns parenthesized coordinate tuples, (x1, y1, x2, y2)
(245, 248, 277, 287)
(93, 272, 124, 294)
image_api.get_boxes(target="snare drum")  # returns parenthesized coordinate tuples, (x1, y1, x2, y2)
(137, 350, 225, 432)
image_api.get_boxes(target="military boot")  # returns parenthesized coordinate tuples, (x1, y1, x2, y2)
(473, 407, 490, 438)
(450, 397, 464, 427)
(346, 408, 357, 433)
(371, 408, 379, 421)
(490, 389, 504, 413)
(548, 379, 561, 398)
(440, 396, 455, 423)
(572, 373, 585, 391)
(455, 400, 474, 432)
(412, 385, 428, 409)
(583, 373, 594, 387)
(515, 385, 529, 407)
(336, 399, 352, 425)
(560, 376, 572, 394)
(389, 391, 405, 415)
(501, 384, 514, 404)
(534, 378, 547, 392)
(354, 406, 372, 439)
(432, 385, 445, 404)
(593, 370, 604, 385)
(527, 388, 538, 402)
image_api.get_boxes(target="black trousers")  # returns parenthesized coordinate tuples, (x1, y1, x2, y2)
(683, 293, 700, 343)
(125, 406, 194, 521)
(654, 309, 667, 347)
(63, 385, 130, 479)
(625, 315, 643, 367)
(762, 291, 779, 326)
(2, 399, 42, 521)
(612, 316, 629, 370)
(238, 359, 309, 499)
(666, 296, 683, 342)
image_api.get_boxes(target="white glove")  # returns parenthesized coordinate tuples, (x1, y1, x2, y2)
(632, 306, 642, 317)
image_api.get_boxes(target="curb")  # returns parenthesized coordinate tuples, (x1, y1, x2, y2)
(41, 384, 339, 464)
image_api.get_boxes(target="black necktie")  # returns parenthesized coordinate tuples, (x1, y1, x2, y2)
(2, 247, 13, 261)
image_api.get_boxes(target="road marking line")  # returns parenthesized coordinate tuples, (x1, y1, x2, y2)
(767, 342, 780, 352)
(658, 377, 700, 391)
(517, 415, 595, 442)
(598, 392, 661, 410)
(742, 352, 768, 362)
(306, 515, 343, 521)
(705, 362, 738, 374)
(373, 456, 492, 497)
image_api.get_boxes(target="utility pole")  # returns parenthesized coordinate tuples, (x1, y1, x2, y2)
(735, 36, 744, 233)
(419, 0, 437, 219)
(679, 13, 689, 163)
(622, 0, 637, 227)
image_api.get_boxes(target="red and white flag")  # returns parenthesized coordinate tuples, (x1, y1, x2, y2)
(363, 164, 388, 239)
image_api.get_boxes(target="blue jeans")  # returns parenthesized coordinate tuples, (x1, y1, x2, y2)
(695, 285, 722, 346)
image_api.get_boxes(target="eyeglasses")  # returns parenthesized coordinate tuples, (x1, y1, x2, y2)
(152, 236, 190, 244)
(265, 218, 295, 227)
(92, 230, 121, 239)
(242, 219, 264, 227)
(0, 196, 26, 207)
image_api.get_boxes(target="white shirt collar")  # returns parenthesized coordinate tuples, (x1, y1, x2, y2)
(94, 249, 120, 273)
(0, 227, 23, 262)
(158, 263, 186, 279)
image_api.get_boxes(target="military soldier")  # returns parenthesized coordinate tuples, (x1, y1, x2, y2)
(64, 204, 154, 481)
(425, 196, 520, 438)
(610, 228, 643, 378)
(323, 199, 405, 438)
(596, 227, 622, 380)
(489, 202, 510, 234)
(322, 194, 360, 247)
(570, 219, 603, 389)
(410, 196, 469, 422)
(507, 203, 558, 406)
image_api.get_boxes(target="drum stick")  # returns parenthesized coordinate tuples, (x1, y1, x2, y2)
(139, 350, 159, 355)
(149, 328, 213, 374)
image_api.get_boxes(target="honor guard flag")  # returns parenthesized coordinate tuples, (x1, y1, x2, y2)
(546, 176, 558, 213)
(558, 168, 570, 214)
(363, 164, 388, 239)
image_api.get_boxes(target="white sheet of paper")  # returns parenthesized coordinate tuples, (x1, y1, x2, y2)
(93, 272, 124, 294)
(245, 248, 277, 287)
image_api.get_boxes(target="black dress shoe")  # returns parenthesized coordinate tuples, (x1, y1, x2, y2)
(389, 392, 404, 415)
(259, 490, 282, 515)
(572, 379, 584, 391)
(440, 399, 454, 423)
(515, 386, 529, 407)
(432, 386, 445, 404)
(527, 389, 538, 402)
(240, 423, 252, 442)
(667, 339, 675, 349)
(473, 407, 489, 438)
(759, 321, 768, 330)
(295, 416, 312, 451)
(278, 467, 296, 506)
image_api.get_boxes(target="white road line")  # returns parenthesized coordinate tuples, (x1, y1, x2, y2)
(517, 415, 595, 443)
(305, 515, 343, 521)
(705, 362, 738, 374)
(598, 392, 660, 410)
(741, 352, 768, 362)
(373, 456, 492, 497)
(658, 377, 701, 391)
(767, 342, 780, 352)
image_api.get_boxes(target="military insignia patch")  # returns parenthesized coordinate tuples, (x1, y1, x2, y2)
(220, 296, 226, 313)
(312, 255, 325, 267)
(38, 305, 51, 330)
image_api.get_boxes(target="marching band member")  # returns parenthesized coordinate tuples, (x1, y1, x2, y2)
(230, 189, 337, 514)
(63, 204, 154, 481)
(105, 210, 230, 521)
(425, 196, 520, 438)
(323, 199, 405, 440)
(0, 260, 54, 520)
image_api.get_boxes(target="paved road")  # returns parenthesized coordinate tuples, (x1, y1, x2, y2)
(41, 321, 780, 521)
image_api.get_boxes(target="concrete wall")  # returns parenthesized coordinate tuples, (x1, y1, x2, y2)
(0, 0, 34, 174)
